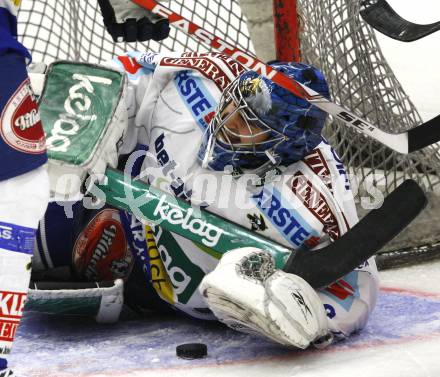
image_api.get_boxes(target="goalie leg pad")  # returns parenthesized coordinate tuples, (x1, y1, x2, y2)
(199, 247, 329, 349)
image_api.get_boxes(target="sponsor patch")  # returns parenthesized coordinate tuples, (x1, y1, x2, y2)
(303, 148, 333, 192)
(253, 187, 318, 248)
(321, 270, 359, 311)
(145, 225, 174, 305)
(0, 291, 26, 348)
(0, 221, 36, 255)
(174, 71, 217, 130)
(73, 209, 133, 281)
(289, 171, 341, 240)
(0, 79, 46, 154)
(162, 55, 232, 91)
(149, 225, 206, 305)
(325, 279, 355, 300)
(153, 132, 193, 200)
(117, 55, 143, 75)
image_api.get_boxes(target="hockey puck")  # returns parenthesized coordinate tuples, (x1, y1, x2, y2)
(176, 343, 208, 359)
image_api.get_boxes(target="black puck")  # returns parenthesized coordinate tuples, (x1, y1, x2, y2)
(176, 343, 208, 359)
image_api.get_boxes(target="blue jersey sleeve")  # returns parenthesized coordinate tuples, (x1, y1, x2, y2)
(0, 7, 47, 181)
(0, 6, 31, 60)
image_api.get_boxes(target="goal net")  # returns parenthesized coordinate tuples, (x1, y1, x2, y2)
(17, 0, 254, 62)
(292, 0, 440, 268)
(17, 0, 440, 268)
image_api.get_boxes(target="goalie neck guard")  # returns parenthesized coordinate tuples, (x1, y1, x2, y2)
(198, 61, 330, 175)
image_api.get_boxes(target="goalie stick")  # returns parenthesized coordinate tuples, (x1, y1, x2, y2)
(360, 0, 440, 42)
(131, 0, 440, 154)
(95, 169, 427, 288)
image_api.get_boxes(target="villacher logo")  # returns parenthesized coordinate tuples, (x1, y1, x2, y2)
(0, 79, 46, 154)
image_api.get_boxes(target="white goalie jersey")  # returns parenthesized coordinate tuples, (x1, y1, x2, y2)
(109, 51, 379, 343)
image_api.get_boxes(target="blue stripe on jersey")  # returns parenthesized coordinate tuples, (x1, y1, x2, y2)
(0, 220, 36, 255)
(35, 222, 49, 268)
(254, 186, 320, 248)
(174, 70, 218, 131)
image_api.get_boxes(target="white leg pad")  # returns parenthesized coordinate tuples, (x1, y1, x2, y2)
(200, 247, 329, 348)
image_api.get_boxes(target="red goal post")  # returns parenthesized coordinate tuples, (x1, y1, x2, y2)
(273, 0, 301, 62)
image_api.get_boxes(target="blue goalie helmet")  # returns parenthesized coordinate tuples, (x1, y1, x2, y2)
(198, 61, 330, 174)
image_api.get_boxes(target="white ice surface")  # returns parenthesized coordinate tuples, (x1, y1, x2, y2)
(10, 260, 440, 377)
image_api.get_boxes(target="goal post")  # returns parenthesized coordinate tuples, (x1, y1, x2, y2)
(17, 0, 440, 268)
(272, 0, 301, 62)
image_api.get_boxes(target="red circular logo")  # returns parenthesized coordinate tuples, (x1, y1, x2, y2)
(0, 79, 46, 153)
(73, 209, 134, 281)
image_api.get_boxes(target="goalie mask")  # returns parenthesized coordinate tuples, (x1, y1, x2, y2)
(198, 61, 330, 174)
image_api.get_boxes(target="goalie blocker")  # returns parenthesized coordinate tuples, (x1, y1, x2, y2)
(34, 61, 128, 199)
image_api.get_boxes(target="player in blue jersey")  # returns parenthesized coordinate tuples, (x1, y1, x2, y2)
(0, 1, 169, 374)
(0, 3, 49, 374)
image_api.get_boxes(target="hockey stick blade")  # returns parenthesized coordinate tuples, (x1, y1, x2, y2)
(132, 0, 440, 154)
(407, 114, 440, 153)
(360, 0, 440, 42)
(97, 169, 425, 288)
(284, 179, 427, 287)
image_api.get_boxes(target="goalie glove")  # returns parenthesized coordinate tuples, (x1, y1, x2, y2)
(97, 0, 170, 42)
(199, 247, 329, 349)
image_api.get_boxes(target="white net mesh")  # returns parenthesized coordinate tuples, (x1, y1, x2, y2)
(298, 0, 440, 194)
(17, 0, 254, 63)
(295, 0, 440, 265)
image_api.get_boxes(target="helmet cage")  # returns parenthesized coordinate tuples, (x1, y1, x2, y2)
(198, 62, 329, 174)
(207, 76, 285, 164)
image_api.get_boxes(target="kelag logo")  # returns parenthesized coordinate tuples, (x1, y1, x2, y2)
(153, 194, 223, 248)
(46, 73, 112, 153)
